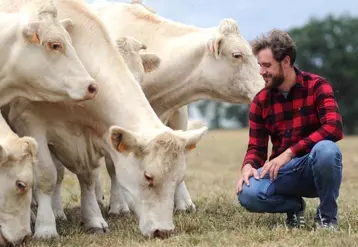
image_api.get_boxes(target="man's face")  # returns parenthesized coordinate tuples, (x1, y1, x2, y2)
(257, 48, 285, 89)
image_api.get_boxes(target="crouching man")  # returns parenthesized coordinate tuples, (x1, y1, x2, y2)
(236, 29, 344, 230)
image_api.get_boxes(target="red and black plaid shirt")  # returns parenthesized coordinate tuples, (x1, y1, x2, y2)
(242, 67, 343, 169)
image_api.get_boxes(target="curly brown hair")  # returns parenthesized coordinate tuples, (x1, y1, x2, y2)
(251, 29, 296, 66)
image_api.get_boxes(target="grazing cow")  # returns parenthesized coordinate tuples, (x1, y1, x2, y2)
(89, 1, 265, 213)
(5, 0, 207, 239)
(51, 35, 162, 217)
(0, 113, 37, 246)
(0, 0, 98, 105)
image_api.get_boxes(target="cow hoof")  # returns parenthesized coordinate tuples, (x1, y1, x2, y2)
(54, 210, 68, 221)
(82, 218, 109, 233)
(175, 202, 196, 213)
(33, 227, 59, 239)
(86, 227, 109, 234)
(108, 205, 130, 216)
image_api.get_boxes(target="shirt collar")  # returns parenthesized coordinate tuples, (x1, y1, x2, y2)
(269, 66, 304, 93)
(294, 66, 305, 87)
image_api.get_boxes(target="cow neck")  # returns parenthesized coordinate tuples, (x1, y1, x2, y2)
(55, 0, 165, 132)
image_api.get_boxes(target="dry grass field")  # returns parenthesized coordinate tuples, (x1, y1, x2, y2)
(29, 129, 358, 247)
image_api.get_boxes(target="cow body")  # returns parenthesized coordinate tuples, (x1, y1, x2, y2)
(6, 0, 207, 240)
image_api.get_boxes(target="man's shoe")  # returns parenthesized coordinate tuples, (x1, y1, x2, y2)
(286, 198, 306, 228)
(314, 209, 338, 231)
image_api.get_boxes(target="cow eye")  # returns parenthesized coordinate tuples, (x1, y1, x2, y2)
(48, 42, 63, 51)
(232, 52, 243, 59)
(16, 180, 27, 193)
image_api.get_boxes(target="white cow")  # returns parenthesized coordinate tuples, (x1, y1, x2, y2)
(89, 1, 265, 213)
(0, 113, 37, 246)
(0, 0, 98, 105)
(5, 0, 207, 239)
(51, 35, 162, 218)
(0, 0, 97, 245)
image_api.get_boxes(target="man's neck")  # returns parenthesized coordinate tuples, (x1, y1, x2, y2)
(278, 67, 297, 92)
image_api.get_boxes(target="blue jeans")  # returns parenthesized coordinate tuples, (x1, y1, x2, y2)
(238, 140, 342, 220)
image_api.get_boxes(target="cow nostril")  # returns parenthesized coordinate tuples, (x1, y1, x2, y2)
(88, 83, 98, 94)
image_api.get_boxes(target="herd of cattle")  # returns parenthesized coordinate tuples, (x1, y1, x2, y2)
(0, 0, 265, 245)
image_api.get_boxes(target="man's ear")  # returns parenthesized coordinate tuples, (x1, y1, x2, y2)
(282, 55, 291, 68)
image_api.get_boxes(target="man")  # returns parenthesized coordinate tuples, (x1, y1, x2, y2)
(236, 29, 343, 230)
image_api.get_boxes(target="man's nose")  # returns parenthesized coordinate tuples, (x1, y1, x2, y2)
(260, 67, 267, 76)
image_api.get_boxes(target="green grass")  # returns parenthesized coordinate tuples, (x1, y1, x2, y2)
(29, 129, 358, 246)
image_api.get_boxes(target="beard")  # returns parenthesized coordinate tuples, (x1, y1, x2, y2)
(263, 65, 285, 89)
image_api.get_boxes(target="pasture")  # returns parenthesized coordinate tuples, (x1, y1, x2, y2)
(29, 129, 358, 247)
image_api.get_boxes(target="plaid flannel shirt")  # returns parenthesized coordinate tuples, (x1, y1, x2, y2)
(242, 67, 343, 169)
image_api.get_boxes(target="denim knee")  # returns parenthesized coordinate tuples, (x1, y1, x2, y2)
(310, 140, 342, 168)
(238, 182, 264, 212)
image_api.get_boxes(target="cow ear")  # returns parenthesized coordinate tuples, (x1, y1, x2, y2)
(208, 35, 223, 59)
(22, 21, 42, 44)
(21, 137, 38, 163)
(0, 145, 8, 165)
(140, 53, 161, 73)
(60, 18, 73, 33)
(109, 126, 143, 155)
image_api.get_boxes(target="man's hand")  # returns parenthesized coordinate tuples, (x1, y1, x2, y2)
(260, 148, 294, 181)
(236, 164, 259, 194)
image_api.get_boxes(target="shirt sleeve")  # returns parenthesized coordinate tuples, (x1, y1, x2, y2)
(241, 96, 269, 169)
(289, 78, 344, 155)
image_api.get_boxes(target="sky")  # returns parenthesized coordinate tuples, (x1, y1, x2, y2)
(86, 0, 358, 41)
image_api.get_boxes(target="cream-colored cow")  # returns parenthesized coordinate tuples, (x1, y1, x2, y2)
(89, 0, 265, 213)
(0, 0, 98, 245)
(6, 0, 207, 239)
(0, 113, 37, 246)
(50, 35, 162, 218)
(0, 0, 100, 120)
(0, 0, 98, 105)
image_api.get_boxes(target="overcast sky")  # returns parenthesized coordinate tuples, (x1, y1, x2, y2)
(87, 0, 358, 40)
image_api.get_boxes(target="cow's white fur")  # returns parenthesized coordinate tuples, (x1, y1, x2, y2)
(89, 1, 265, 212)
(5, 0, 207, 239)
(51, 35, 162, 218)
(0, 0, 98, 105)
(0, 112, 37, 246)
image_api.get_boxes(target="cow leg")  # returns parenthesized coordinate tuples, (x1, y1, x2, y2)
(167, 107, 196, 212)
(32, 138, 59, 239)
(77, 172, 109, 233)
(93, 160, 105, 208)
(104, 155, 130, 215)
(51, 155, 68, 220)
(174, 181, 196, 212)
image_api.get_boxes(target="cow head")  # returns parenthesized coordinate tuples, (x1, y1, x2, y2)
(109, 126, 207, 238)
(11, 3, 97, 102)
(0, 136, 37, 246)
(116, 36, 161, 83)
(203, 19, 265, 103)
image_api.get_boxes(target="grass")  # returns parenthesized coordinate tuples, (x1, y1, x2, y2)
(29, 129, 358, 246)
